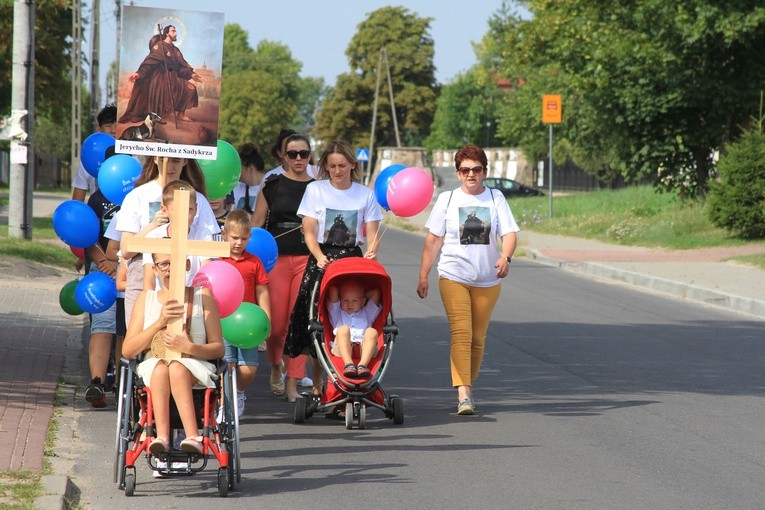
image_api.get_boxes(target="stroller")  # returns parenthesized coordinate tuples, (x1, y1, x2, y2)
(293, 257, 404, 429)
(114, 358, 241, 497)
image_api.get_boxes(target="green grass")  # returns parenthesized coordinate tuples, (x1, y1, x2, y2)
(512, 186, 765, 250)
(727, 253, 765, 270)
(0, 217, 74, 270)
(0, 471, 43, 509)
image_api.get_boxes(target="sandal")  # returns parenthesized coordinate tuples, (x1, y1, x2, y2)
(356, 364, 372, 379)
(270, 362, 285, 396)
(342, 363, 357, 378)
(180, 436, 204, 454)
(325, 407, 345, 421)
(149, 437, 169, 456)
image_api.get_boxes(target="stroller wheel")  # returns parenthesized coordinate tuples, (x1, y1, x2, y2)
(345, 403, 353, 430)
(358, 404, 367, 430)
(293, 396, 307, 423)
(391, 396, 404, 425)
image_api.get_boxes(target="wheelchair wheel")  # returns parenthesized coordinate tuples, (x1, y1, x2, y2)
(217, 468, 230, 497)
(222, 367, 241, 486)
(124, 467, 136, 496)
(114, 366, 133, 485)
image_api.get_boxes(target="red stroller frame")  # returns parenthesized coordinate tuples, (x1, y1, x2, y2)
(293, 257, 404, 429)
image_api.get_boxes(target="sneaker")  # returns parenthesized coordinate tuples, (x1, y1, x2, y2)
(298, 377, 313, 387)
(457, 397, 475, 415)
(153, 460, 168, 478)
(216, 405, 224, 424)
(85, 378, 107, 408)
(236, 390, 246, 417)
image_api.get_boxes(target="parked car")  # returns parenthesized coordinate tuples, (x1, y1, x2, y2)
(483, 177, 544, 198)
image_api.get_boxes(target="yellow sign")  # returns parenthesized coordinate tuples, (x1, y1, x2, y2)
(542, 95, 562, 124)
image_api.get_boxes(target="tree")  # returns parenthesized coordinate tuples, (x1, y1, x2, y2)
(315, 6, 437, 148)
(707, 125, 765, 238)
(220, 24, 324, 158)
(478, 0, 765, 197)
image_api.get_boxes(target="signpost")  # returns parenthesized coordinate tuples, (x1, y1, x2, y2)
(356, 147, 370, 184)
(542, 95, 561, 218)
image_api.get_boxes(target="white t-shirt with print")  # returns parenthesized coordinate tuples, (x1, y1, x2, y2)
(115, 180, 220, 237)
(230, 181, 261, 212)
(141, 222, 214, 287)
(425, 187, 520, 287)
(297, 180, 382, 247)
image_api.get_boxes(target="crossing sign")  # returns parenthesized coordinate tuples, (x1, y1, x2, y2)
(355, 148, 370, 162)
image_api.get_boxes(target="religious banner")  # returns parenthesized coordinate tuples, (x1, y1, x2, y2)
(115, 6, 224, 160)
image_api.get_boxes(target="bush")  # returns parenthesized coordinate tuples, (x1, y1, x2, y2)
(707, 130, 765, 239)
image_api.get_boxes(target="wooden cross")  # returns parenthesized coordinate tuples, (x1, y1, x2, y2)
(125, 187, 230, 359)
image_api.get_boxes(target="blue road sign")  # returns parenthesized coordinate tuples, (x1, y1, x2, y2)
(355, 148, 370, 162)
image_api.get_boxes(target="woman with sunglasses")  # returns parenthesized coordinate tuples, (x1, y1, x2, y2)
(252, 134, 319, 401)
(416, 144, 519, 416)
(284, 140, 382, 388)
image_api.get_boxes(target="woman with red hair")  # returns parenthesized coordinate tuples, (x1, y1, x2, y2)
(417, 144, 519, 416)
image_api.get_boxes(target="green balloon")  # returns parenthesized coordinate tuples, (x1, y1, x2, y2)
(221, 302, 270, 349)
(197, 140, 241, 200)
(59, 279, 84, 315)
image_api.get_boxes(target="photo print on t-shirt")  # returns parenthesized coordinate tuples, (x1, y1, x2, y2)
(149, 201, 161, 222)
(324, 208, 357, 247)
(459, 206, 491, 245)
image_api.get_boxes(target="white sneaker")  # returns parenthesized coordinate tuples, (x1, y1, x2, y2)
(154, 460, 168, 478)
(298, 377, 313, 387)
(236, 390, 246, 417)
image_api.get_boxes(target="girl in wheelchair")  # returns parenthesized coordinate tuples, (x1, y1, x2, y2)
(121, 252, 224, 456)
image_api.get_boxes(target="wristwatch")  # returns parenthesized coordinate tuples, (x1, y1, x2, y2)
(505, 256, 512, 264)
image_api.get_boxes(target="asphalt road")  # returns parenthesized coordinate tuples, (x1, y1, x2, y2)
(66, 227, 765, 509)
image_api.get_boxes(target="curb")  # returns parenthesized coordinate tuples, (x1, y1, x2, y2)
(35, 475, 76, 510)
(528, 249, 765, 319)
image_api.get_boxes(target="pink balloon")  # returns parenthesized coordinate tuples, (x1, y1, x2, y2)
(386, 167, 434, 217)
(191, 261, 244, 318)
(70, 246, 85, 260)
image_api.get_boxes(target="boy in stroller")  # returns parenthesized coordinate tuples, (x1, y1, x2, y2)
(327, 281, 381, 380)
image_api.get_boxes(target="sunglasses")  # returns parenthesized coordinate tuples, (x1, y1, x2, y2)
(457, 165, 484, 176)
(285, 150, 311, 160)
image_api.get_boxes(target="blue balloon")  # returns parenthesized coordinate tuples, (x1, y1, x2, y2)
(75, 272, 117, 314)
(374, 164, 406, 210)
(81, 132, 116, 177)
(246, 227, 278, 273)
(97, 154, 141, 205)
(52, 200, 100, 248)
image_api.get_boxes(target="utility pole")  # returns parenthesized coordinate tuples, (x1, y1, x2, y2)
(71, 0, 82, 182)
(368, 47, 400, 184)
(89, 0, 101, 129)
(9, 0, 36, 240)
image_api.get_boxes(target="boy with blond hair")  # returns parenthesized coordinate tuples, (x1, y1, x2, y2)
(219, 209, 271, 416)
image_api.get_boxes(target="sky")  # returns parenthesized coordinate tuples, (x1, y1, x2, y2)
(87, 0, 523, 95)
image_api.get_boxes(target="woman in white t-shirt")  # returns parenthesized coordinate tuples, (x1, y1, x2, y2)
(417, 144, 519, 416)
(285, 140, 383, 361)
(116, 156, 219, 327)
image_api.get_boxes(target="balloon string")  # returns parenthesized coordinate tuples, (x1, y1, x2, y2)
(367, 210, 391, 252)
(273, 226, 301, 239)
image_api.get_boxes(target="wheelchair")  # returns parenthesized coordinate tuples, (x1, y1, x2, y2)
(113, 357, 241, 497)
